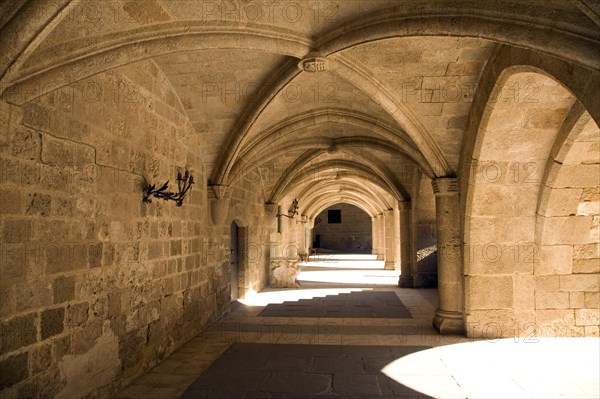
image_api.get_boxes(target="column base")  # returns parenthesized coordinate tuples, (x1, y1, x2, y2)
(384, 260, 395, 270)
(398, 276, 413, 288)
(413, 274, 437, 288)
(433, 309, 465, 335)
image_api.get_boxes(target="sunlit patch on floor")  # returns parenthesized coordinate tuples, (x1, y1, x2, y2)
(381, 337, 600, 399)
(238, 288, 367, 306)
(297, 269, 400, 285)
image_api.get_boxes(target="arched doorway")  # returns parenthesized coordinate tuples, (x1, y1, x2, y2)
(230, 221, 239, 302)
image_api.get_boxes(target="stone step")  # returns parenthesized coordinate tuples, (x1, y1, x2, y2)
(301, 260, 386, 269)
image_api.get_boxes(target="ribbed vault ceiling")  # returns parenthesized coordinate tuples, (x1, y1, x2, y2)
(1, 0, 598, 216)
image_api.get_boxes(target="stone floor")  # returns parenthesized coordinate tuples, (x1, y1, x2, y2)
(180, 342, 430, 398)
(113, 257, 600, 399)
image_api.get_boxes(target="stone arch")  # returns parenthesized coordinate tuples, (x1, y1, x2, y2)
(317, 2, 600, 70)
(1, 20, 311, 102)
(225, 108, 433, 185)
(308, 197, 379, 221)
(5, 2, 597, 190)
(458, 43, 600, 337)
(269, 159, 406, 205)
(326, 54, 451, 177)
(303, 188, 386, 220)
(461, 64, 583, 337)
(533, 106, 599, 336)
(297, 180, 390, 213)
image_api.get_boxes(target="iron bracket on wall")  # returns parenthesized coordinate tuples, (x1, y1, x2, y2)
(277, 198, 299, 218)
(143, 170, 194, 207)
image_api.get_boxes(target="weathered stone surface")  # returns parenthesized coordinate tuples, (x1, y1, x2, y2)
(559, 274, 599, 292)
(584, 292, 599, 309)
(575, 309, 600, 326)
(542, 216, 594, 245)
(119, 329, 146, 373)
(1, 218, 32, 243)
(0, 313, 37, 355)
(72, 320, 102, 355)
(17, 368, 62, 399)
(535, 291, 570, 309)
(573, 243, 599, 259)
(0, 188, 22, 215)
(41, 307, 65, 339)
(7, 128, 41, 161)
(25, 192, 51, 216)
(573, 258, 600, 274)
(46, 243, 88, 274)
(535, 276, 560, 292)
(538, 245, 572, 275)
(66, 302, 89, 327)
(30, 344, 52, 375)
(466, 275, 513, 309)
(569, 292, 585, 309)
(57, 329, 120, 399)
(15, 279, 52, 311)
(53, 275, 75, 304)
(0, 352, 28, 390)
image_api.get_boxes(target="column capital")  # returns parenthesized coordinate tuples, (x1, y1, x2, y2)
(432, 177, 458, 196)
(208, 184, 231, 200)
(398, 201, 412, 210)
(264, 203, 278, 216)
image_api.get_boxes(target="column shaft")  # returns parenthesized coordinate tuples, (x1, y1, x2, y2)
(432, 178, 464, 335)
(398, 201, 414, 287)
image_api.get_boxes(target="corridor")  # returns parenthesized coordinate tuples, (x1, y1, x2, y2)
(112, 256, 599, 398)
(1, 2, 599, 398)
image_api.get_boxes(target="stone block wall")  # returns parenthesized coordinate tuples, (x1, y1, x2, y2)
(312, 203, 372, 253)
(534, 159, 599, 336)
(0, 60, 227, 398)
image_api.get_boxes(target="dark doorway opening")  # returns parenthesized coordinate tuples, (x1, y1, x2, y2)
(230, 221, 239, 302)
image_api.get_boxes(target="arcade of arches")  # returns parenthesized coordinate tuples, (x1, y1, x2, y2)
(0, 1, 598, 398)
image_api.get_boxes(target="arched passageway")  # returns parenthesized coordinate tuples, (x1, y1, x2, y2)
(1, 1, 598, 398)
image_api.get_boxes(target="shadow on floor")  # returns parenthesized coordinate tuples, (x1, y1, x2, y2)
(179, 343, 433, 399)
(258, 291, 412, 318)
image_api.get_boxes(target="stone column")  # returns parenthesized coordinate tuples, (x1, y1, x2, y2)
(432, 178, 464, 335)
(383, 209, 395, 270)
(375, 214, 384, 260)
(393, 206, 401, 271)
(398, 201, 414, 287)
(371, 216, 378, 255)
(371, 215, 385, 259)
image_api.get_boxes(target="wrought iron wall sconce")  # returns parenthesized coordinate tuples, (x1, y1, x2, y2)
(276, 199, 299, 233)
(277, 198, 299, 219)
(143, 170, 194, 207)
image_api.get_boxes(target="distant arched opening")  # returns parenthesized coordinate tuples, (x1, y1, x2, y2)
(312, 203, 372, 254)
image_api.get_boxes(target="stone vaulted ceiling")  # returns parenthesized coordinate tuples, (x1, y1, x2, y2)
(1, 0, 599, 214)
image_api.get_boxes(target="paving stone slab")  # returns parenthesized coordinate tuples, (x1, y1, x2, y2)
(179, 343, 431, 398)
